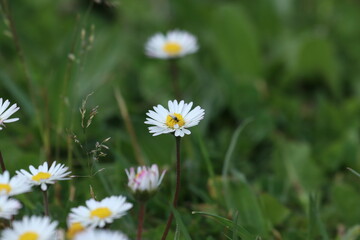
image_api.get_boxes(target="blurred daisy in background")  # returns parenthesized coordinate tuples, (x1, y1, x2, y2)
(69, 195, 133, 228)
(74, 229, 128, 240)
(145, 100, 205, 137)
(1, 216, 58, 240)
(16, 161, 71, 191)
(0, 98, 20, 130)
(125, 164, 165, 200)
(0, 171, 32, 196)
(66, 222, 86, 239)
(0, 196, 22, 219)
(145, 30, 198, 59)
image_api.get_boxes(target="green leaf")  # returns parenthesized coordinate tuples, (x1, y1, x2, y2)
(192, 211, 256, 240)
(172, 207, 192, 240)
(210, 4, 261, 77)
(260, 193, 290, 226)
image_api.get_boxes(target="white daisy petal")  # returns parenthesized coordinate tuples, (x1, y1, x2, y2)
(74, 229, 129, 240)
(0, 196, 22, 219)
(0, 98, 20, 130)
(69, 195, 133, 228)
(144, 100, 204, 137)
(1, 216, 58, 240)
(16, 161, 71, 191)
(125, 164, 166, 195)
(0, 171, 32, 196)
(145, 30, 198, 59)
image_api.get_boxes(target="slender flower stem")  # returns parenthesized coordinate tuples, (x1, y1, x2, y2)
(137, 202, 146, 240)
(0, 151, 6, 173)
(43, 190, 49, 216)
(161, 137, 181, 240)
(169, 59, 181, 99)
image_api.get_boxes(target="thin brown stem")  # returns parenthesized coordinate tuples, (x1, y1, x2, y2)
(169, 59, 181, 100)
(114, 88, 145, 165)
(137, 202, 146, 240)
(0, 151, 6, 172)
(161, 137, 181, 240)
(43, 190, 49, 216)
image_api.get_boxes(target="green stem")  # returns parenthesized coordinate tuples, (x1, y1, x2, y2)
(161, 137, 181, 240)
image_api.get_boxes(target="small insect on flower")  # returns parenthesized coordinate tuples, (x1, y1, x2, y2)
(145, 30, 198, 59)
(16, 161, 71, 191)
(145, 100, 205, 137)
(0, 171, 32, 196)
(74, 229, 129, 240)
(0, 196, 22, 220)
(0, 98, 20, 130)
(1, 216, 58, 240)
(125, 164, 166, 201)
(68, 195, 133, 228)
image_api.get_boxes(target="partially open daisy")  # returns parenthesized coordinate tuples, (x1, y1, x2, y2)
(125, 164, 165, 201)
(16, 161, 71, 191)
(145, 30, 198, 59)
(145, 100, 205, 137)
(74, 230, 129, 240)
(0, 171, 32, 196)
(0, 98, 20, 130)
(1, 216, 58, 240)
(69, 195, 133, 228)
(0, 196, 22, 219)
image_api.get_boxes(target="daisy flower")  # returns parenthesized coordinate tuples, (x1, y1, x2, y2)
(1, 216, 58, 240)
(145, 30, 198, 59)
(125, 164, 165, 200)
(0, 171, 32, 196)
(0, 196, 22, 219)
(68, 195, 133, 228)
(66, 222, 86, 239)
(16, 161, 71, 191)
(0, 98, 20, 130)
(145, 100, 205, 137)
(74, 230, 128, 240)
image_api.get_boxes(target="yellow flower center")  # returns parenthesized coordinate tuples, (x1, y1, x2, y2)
(90, 207, 112, 219)
(32, 172, 51, 182)
(166, 113, 185, 128)
(19, 232, 39, 240)
(66, 222, 85, 239)
(163, 42, 182, 55)
(0, 183, 11, 193)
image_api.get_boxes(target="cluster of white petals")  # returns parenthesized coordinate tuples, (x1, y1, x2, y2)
(145, 30, 198, 59)
(16, 161, 71, 191)
(69, 195, 133, 228)
(0, 98, 19, 130)
(125, 164, 166, 193)
(145, 100, 205, 137)
(0, 171, 32, 196)
(74, 229, 129, 240)
(0, 196, 21, 220)
(1, 216, 58, 240)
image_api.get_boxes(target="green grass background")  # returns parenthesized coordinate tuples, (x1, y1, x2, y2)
(1, 0, 360, 239)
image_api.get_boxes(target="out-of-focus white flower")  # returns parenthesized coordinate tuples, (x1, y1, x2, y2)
(68, 195, 133, 228)
(0, 171, 32, 196)
(66, 222, 86, 239)
(74, 229, 128, 240)
(1, 216, 58, 240)
(0, 98, 20, 130)
(145, 30, 198, 59)
(0, 196, 21, 219)
(16, 161, 71, 191)
(145, 100, 205, 137)
(125, 164, 165, 199)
